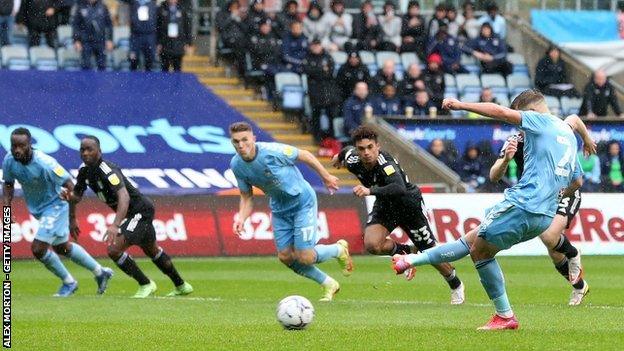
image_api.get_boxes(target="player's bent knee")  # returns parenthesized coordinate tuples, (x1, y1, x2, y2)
(52, 243, 71, 256)
(31, 241, 49, 259)
(295, 250, 316, 265)
(277, 251, 295, 266)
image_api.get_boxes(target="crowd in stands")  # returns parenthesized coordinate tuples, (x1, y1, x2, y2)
(0, 0, 193, 71)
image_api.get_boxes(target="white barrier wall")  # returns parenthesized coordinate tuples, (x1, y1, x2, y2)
(366, 193, 624, 256)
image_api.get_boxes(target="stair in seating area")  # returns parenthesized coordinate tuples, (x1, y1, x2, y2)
(183, 55, 360, 188)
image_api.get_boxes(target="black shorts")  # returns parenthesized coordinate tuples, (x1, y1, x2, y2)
(118, 209, 156, 246)
(556, 190, 582, 229)
(366, 197, 436, 252)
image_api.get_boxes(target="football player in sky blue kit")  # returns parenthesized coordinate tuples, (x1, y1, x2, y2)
(229, 122, 353, 302)
(2, 128, 113, 297)
(392, 90, 586, 330)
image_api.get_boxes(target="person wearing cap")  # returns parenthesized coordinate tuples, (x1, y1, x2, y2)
(423, 53, 445, 109)
(245, 0, 268, 35)
(250, 18, 282, 94)
(275, 0, 298, 39)
(398, 63, 426, 102)
(477, 1, 506, 39)
(427, 25, 467, 74)
(465, 22, 511, 76)
(400, 1, 426, 59)
(372, 84, 402, 116)
(370, 59, 400, 95)
(336, 50, 371, 101)
(378, 1, 401, 52)
(303, 38, 341, 143)
(320, 0, 352, 51)
(156, 0, 192, 72)
(351, 0, 382, 51)
(303, 1, 327, 42)
(281, 20, 308, 73)
(343, 82, 372, 137)
(427, 3, 448, 39)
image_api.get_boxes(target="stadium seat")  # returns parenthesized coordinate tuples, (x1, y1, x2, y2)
(561, 96, 583, 115)
(400, 52, 419, 69)
(112, 48, 131, 71)
(358, 50, 377, 74)
(512, 64, 529, 75)
(243, 53, 264, 83)
(57, 25, 73, 48)
(444, 74, 456, 87)
(331, 51, 348, 66)
(274, 72, 303, 111)
(455, 73, 481, 94)
(376, 51, 401, 68)
(1, 45, 30, 70)
(507, 53, 526, 65)
(29, 46, 58, 70)
(495, 94, 510, 107)
(465, 64, 480, 75)
(460, 54, 476, 65)
(444, 86, 458, 95)
(113, 26, 130, 48)
(444, 90, 458, 99)
(507, 73, 531, 91)
(57, 47, 81, 71)
(461, 92, 480, 103)
(481, 73, 506, 89)
(544, 95, 561, 114)
(275, 72, 301, 93)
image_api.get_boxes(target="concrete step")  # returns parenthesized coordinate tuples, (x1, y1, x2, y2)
(257, 122, 299, 131)
(200, 77, 240, 86)
(228, 100, 272, 112)
(213, 88, 256, 98)
(272, 133, 313, 144)
(245, 111, 284, 120)
(185, 55, 210, 63)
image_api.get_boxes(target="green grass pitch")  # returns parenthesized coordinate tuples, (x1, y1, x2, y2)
(12, 255, 624, 350)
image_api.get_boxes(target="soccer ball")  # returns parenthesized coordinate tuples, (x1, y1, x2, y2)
(276, 295, 315, 330)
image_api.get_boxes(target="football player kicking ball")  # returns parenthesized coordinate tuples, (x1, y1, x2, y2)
(333, 126, 465, 305)
(2, 128, 113, 297)
(229, 122, 353, 302)
(490, 113, 594, 306)
(61, 136, 193, 298)
(392, 90, 586, 330)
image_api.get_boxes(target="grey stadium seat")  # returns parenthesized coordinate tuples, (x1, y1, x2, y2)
(29, 46, 58, 70)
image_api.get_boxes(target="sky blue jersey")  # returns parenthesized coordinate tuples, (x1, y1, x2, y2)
(504, 111, 582, 217)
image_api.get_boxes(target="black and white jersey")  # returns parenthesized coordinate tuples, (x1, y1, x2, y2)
(74, 159, 153, 217)
(499, 132, 525, 177)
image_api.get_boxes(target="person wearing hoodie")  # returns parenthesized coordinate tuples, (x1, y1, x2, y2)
(378, 1, 401, 52)
(370, 59, 399, 95)
(245, 0, 268, 35)
(303, 2, 326, 41)
(429, 138, 455, 169)
(427, 25, 467, 74)
(281, 20, 308, 73)
(456, 144, 488, 192)
(422, 53, 445, 108)
(303, 38, 341, 143)
(343, 82, 371, 136)
(372, 84, 402, 116)
(320, 0, 352, 52)
(465, 22, 511, 76)
(400, 0, 426, 58)
(350, 0, 382, 51)
(600, 140, 624, 192)
(336, 50, 370, 101)
(275, 0, 298, 38)
(534, 46, 578, 98)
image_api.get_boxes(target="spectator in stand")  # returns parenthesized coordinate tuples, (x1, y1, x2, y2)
(460, 1, 480, 40)
(600, 140, 624, 192)
(336, 51, 370, 101)
(456, 144, 487, 192)
(535, 46, 579, 98)
(157, 0, 192, 72)
(72, 0, 113, 71)
(405, 89, 435, 117)
(343, 82, 371, 137)
(351, 0, 382, 52)
(215, 0, 247, 76)
(370, 59, 400, 95)
(245, 0, 268, 36)
(400, 1, 426, 59)
(446, 5, 463, 38)
(120, 0, 159, 71)
(281, 20, 308, 74)
(423, 53, 445, 109)
(466, 87, 497, 118)
(303, 2, 326, 41)
(398, 63, 426, 101)
(427, 26, 467, 74)
(0, 0, 20, 46)
(577, 150, 601, 192)
(17, 0, 58, 47)
(303, 38, 340, 144)
(465, 22, 512, 76)
(275, 0, 298, 39)
(429, 138, 454, 168)
(372, 84, 402, 116)
(320, 0, 352, 52)
(427, 4, 447, 39)
(478, 1, 506, 39)
(378, 1, 401, 52)
(579, 70, 624, 118)
(55, 0, 72, 25)
(249, 18, 282, 96)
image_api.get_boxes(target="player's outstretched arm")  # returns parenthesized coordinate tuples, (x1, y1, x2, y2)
(490, 138, 518, 182)
(443, 98, 522, 125)
(564, 114, 597, 156)
(234, 190, 253, 236)
(297, 149, 339, 194)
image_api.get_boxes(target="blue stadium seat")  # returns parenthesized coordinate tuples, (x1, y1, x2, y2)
(507, 73, 531, 91)
(57, 47, 81, 71)
(30, 46, 58, 71)
(1, 45, 30, 70)
(113, 26, 130, 48)
(455, 73, 481, 94)
(57, 25, 73, 48)
(465, 64, 480, 75)
(561, 96, 583, 116)
(400, 52, 419, 69)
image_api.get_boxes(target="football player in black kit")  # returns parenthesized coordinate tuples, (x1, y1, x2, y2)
(489, 114, 595, 305)
(332, 126, 465, 304)
(61, 136, 193, 298)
